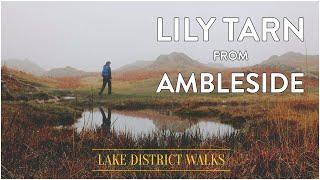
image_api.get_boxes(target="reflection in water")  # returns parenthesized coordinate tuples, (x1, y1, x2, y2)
(73, 107, 236, 139)
(99, 106, 111, 134)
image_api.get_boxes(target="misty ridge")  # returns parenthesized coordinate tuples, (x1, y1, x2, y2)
(1, 51, 319, 78)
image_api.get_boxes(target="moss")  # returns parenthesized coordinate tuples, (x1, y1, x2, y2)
(47, 89, 73, 97)
(26, 102, 82, 126)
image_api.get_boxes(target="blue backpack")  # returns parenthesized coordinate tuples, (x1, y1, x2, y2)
(102, 65, 109, 77)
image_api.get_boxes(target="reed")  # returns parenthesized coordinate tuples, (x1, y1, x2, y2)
(1, 94, 318, 178)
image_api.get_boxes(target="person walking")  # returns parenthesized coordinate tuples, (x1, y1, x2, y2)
(99, 61, 112, 96)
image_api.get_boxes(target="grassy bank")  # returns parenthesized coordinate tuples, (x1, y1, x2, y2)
(1, 93, 318, 178)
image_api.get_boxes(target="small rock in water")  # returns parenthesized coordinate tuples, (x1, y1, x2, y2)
(62, 96, 76, 100)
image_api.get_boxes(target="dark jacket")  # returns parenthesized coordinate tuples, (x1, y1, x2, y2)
(101, 65, 111, 79)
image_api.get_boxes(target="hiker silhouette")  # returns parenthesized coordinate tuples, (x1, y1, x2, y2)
(99, 61, 112, 95)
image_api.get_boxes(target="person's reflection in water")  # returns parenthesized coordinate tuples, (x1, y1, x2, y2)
(99, 106, 111, 135)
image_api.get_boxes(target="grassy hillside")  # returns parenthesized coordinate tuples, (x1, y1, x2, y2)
(1, 59, 46, 76)
(261, 52, 319, 74)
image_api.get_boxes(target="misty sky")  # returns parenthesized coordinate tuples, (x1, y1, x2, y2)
(1, 1, 319, 71)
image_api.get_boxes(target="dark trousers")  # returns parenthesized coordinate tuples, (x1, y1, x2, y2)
(100, 77, 111, 95)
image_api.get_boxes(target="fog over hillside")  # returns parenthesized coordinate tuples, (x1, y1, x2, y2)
(2, 51, 318, 77)
(261, 51, 319, 72)
(1, 59, 46, 76)
(1, 1, 318, 71)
